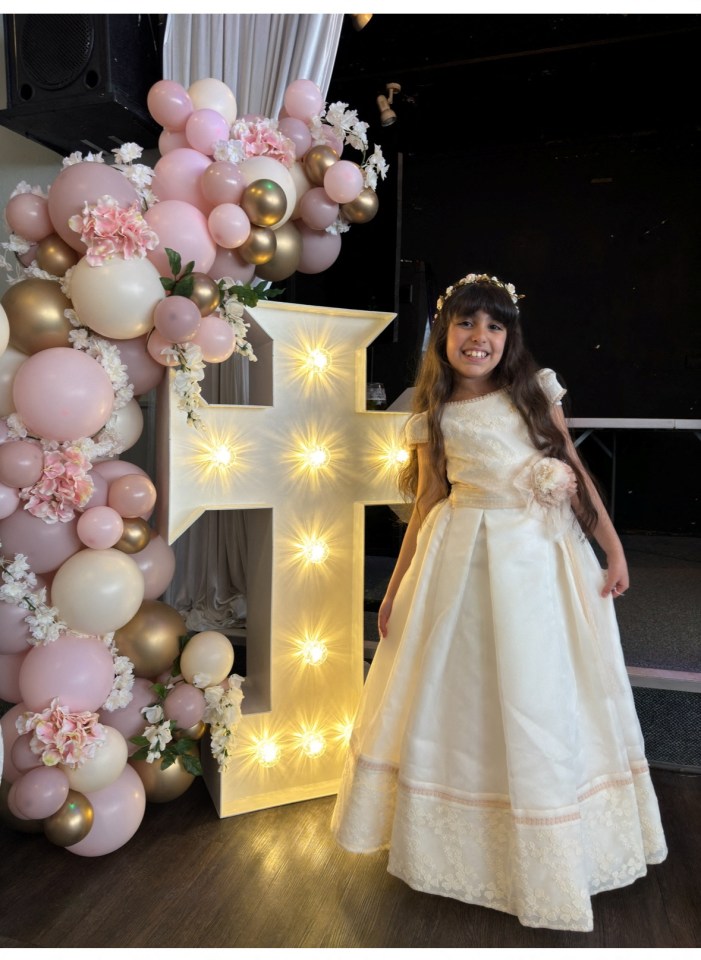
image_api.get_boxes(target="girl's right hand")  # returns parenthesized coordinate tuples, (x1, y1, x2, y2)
(378, 595, 393, 639)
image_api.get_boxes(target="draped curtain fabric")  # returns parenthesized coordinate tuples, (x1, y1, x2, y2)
(161, 14, 343, 632)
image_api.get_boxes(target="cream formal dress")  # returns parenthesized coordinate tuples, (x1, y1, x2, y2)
(331, 369, 667, 932)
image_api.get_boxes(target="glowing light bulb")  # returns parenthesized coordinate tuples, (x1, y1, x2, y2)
(394, 447, 409, 465)
(255, 738, 281, 767)
(305, 445, 330, 469)
(301, 637, 328, 665)
(306, 348, 331, 375)
(209, 443, 235, 468)
(301, 537, 329, 565)
(299, 730, 327, 758)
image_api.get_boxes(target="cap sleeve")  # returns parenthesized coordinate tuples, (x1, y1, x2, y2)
(404, 412, 428, 446)
(537, 368, 566, 405)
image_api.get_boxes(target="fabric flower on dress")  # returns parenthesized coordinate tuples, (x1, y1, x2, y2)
(514, 456, 578, 540)
(16, 697, 106, 767)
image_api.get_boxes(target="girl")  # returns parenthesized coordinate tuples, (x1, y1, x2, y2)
(331, 272, 667, 932)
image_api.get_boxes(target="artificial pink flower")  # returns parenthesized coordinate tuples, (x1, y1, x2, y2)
(231, 119, 296, 168)
(68, 194, 159, 266)
(17, 697, 106, 768)
(20, 444, 94, 524)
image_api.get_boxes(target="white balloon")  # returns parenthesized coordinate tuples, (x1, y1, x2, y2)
(180, 630, 234, 687)
(0, 303, 9, 358)
(0, 346, 27, 417)
(111, 398, 144, 452)
(69, 256, 165, 340)
(240, 157, 297, 229)
(51, 548, 145, 635)
(289, 161, 313, 219)
(188, 78, 237, 125)
(65, 725, 128, 793)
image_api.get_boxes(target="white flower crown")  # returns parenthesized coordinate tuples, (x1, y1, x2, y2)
(434, 272, 524, 318)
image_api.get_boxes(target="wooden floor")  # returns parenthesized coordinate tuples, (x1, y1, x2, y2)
(0, 767, 699, 950)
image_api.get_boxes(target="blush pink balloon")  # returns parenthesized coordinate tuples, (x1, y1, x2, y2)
(278, 116, 313, 159)
(158, 128, 190, 155)
(185, 108, 231, 156)
(0, 589, 38, 654)
(83, 468, 109, 509)
(320, 129, 344, 157)
(131, 533, 176, 600)
(77, 505, 124, 549)
(12, 347, 114, 442)
(18, 630, 116, 712)
(105, 334, 165, 396)
(200, 161, 246, 206)
(107, 474, 157, 519)
(283, 78, 324, 122)
(99, 676, 157, 755)
(67, 763, 146, 857)
(10, 732, 42, 773)
(9, 766, 70, 820)
(207, 203, 251, 249)
(192, 315, 236, 363)
(47, 162, 140, 252)
(163, 682, 206, 729)
(147, 79, 194, 131)
(0, 481, 20, 519)
(0, 649, 27, 702)
(0, 509, 81, 574)
(323, 160, 364, 204)
(208, 245, 255, 284)
(0, 702, 27, 782)
(5, 193, 53, 242)
(91, 459, 148, 484)
(0, 438, 43, 488)
(153, 296, 201, 343)
(146, 329, 180, 367)
(144, 199, 217, 276)
(298, 187, 339, 230)
(151, 148, 212, 212)
(296, 222, 343, 274)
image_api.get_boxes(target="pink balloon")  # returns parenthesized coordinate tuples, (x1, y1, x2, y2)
(5, 193, 53, 242)
(0, 438, 43, 488)
(0, 590, 38, 653)
(283, 79, 324, 122)
(146, 329, 180, 367)
(153, 296, 201, 343)
(12, 347, 114, 442)
(192, 315, 236, 363)
(47, 162, 140, 252)
(16, 245, 38, 267)
(207, 203, 251, 249)
(107, 474, 157, 519)
(77, 505, 124, 549)
(83, 468, 109, 509)
(105, 334, 166, 396)
(296, 222, 343, 274)
(158, 128, 190, 155)
(185, 108, 231, 156)
(131, 533, 176, 600)
(320, 129, 344, 157)
(0, 481, 20, 519)
(0, 508, 81, 574)
(18, 631, 115, 712)
(151, 148, 212, 212)
(99, 676, 157, 756)
(163, 682, 206, 729)
(0, 702, 27, 782)
(278, 116, 313, 159)
(200, 161, 246, 206)
(67, 763, 146, 856)
(208, 245, 255, 284)
(91, 459, 148, 484)
(299, 187, 339, 230)
(147, 79, 194, 131)
(323, 160, 364, 204)
(144, 199, 216, 276)
(0, 649, 28, 702)
(9, 765, 70, 819)
(10, 732, 42, 773)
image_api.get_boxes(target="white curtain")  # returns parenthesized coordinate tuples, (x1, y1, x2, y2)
(161, 14, 343, 632)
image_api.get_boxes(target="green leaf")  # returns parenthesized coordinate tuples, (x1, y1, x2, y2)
(165, 247, 182, 277)
(151, 682, 168, 701)
(172, 274, 195, 298)
(160, 753, 176, 770)
(181, 260, 195, 277)
(181, 754, 203, 776)
(129, 735, 149, 747)
(160, 278, 175, 292)
(130, 746, 149, 762)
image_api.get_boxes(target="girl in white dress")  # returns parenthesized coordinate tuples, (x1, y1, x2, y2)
(331, 272, 667, 932)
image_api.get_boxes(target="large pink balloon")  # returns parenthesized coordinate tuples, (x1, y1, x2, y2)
(144, 200, 217, 276)
(0, 649, 27, 702)
(77, 505, 124, 549)
(10, 732, 42, 773)
(12, 347, 114, 442)
(19, 630, 115, 712)
(91, 458, 148, 484)
(50, 549, 145, 636)
(208, 245, 255, 284)
(296, 222, 343, 274)
(131, 533, 176, 600)
(283, 79, 324, 122)
(0, 702, 27, 782)
(192, 315, 236, 363)
(323, 160, 364, 204)
(99, 676, 157, 756)
(105, 334, 166, 396)
(67, 763, 146, 857)
(0, 509, 81, 574)
(5, 193, 53, 242)
(207, 203, 250, 249)
(299, 187, 339, 231)
(0, 438, 43, 488)
(151, 149, 212, 212)
(83, 468, 109, 509)
(9, 765, 70, 819)
(158, 128, 190, 155)
(163, 682, 206, 729)
(278, 116, 312, 159)
(0, 482, 20, 519)
(185, 108, 230, 156)
(0, 587, 42, 653)
(200, 161, 246, 206)
(47, 162, 139, 252)
(147, 79, 193, 131)
(107, 473, 157, 519)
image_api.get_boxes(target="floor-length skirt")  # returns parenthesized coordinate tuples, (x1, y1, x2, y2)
(331, 500, 667, 932)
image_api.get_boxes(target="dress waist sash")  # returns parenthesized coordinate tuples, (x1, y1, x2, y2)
(449, 482, 523, 510)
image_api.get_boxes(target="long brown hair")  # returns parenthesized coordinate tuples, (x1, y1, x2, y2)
(398, 277, 599, 536)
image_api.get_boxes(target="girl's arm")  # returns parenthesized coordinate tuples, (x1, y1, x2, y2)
(378, 443, 446, 637)
(551, 404, 629, 599)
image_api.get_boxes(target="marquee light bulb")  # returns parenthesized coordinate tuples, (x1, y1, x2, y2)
(298, 730, 327, 758)
(255, 737, 282, 767)
(305, 347, 331, 374)
(301, 537, 329, 564)
(301, 637, 329, 665)
(209, 443, 235, 467)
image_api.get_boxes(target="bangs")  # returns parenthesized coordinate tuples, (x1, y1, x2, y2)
(443, 282, 519, 326)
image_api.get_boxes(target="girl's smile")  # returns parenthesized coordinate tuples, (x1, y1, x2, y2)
(446, 309, 506, 396)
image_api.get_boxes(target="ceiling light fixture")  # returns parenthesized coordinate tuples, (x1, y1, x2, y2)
(351, 14, 373, 31)
(376, 82, 401, 127)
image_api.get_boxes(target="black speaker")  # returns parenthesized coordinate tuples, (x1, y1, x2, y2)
(0, 13, 163, 155)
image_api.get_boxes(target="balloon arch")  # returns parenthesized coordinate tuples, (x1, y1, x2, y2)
(0, 76, 388, 854)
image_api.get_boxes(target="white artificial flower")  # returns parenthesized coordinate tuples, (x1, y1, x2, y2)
(142, 703, 165, 724)
(213, 139, 245, 163)
(192, 672, 212, 689)
(112, 142, 143, 164)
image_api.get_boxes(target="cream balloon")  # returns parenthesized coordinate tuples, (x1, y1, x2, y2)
(289, 161, 313, 218)
(188, 78, 237, 125)
(64, 726, 128, 793)
(69, 256, 165, 339)
(0, 346, 28, 417)
(240, 157, 297, 229)
(110, 398, 144, 453)
(51, 548, 145, 635)
(0, 303, 9, 357)
(180, 630, 234, 687)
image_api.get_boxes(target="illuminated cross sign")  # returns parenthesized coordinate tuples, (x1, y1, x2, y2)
(157, 300, 410, 816)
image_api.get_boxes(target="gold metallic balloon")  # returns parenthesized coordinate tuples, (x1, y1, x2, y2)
(43, 789, 94, 846)
(36, 233, 80, 277)
(113, 599, 187, 678)
(0, 778, 44, 833)
(304, 145, 339, 186)
(238, 225, 277, 265)
(174, 720, 206, 741)
(130, 742, 200, 802)
(2, 278, 72, 354)
(255, 220, 302, 282)
(114, 516, 152, 554)
(241, 178, 287, 228)
(189, 272, 221, 316)
(341, 187, 379, 224)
